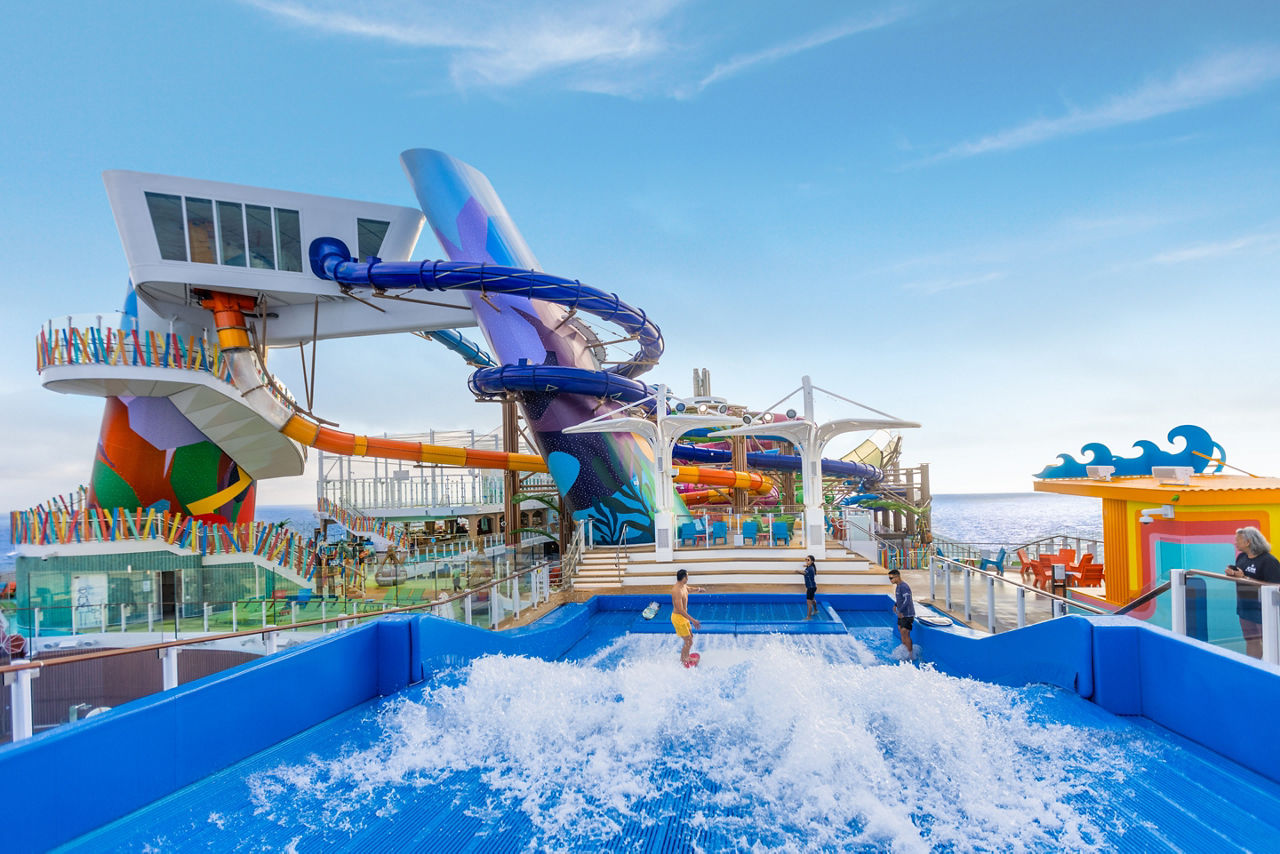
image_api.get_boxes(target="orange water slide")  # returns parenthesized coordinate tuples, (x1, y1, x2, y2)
(204, 292, 772, 492)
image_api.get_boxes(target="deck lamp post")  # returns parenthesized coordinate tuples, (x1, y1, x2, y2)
(710, 376, 919, 559)
(564, 384, 739, 562)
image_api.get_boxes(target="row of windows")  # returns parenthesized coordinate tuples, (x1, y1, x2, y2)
(146, 192, 303, 272)
(144, 192, 393, 274)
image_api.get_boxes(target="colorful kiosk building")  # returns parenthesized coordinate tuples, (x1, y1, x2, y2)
(1033, 427, 1280, 631)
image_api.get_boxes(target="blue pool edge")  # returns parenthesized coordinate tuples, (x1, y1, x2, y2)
(2, 593, 1278, 852)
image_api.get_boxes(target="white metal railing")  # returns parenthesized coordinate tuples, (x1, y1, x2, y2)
(560, 521, 586, 589)
(933, 534, 1105, 572)
(2, 557, 561, 742)
(321, 473, 504, 511)
(927, 553, 1105, 634)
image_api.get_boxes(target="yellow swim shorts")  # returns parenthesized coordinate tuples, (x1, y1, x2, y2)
(671, 613, 691, 637)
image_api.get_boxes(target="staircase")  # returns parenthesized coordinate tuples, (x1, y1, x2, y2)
(570, 541, 887, 591)
(572, 548, 629, 589)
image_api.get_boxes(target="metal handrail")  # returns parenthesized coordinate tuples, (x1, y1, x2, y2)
(931, 553, 1106, 613)
(0, 557, 559, 676)
(1114, 582, 1171, 615)
(1113, 569, 1271, 617)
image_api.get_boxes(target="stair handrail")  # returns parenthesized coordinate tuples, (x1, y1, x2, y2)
(561, 520, 586, 590)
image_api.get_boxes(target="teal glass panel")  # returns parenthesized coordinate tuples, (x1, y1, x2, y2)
(144, 192, 186, 261)
(218, 201, 246, 266)
(357, 218, 390, 261)
(185, 198, 216, 264)
(275, 208, 302, 272)
(246, 204, 275, 269)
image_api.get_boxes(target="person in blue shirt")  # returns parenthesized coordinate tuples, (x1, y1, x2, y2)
(888, 568, 915, 656)
(794, 555, 818, 619)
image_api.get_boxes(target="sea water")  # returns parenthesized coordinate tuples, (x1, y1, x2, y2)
(931, 493, 1101, 546)
(221, 633, 1135, 852)
(0, 494, 1100, 575)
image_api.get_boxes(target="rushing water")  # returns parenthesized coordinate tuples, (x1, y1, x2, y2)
(226, 633, 1134, 852)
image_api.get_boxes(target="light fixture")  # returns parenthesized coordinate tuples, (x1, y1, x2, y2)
(717, 404, 728, 414)
(743, 414, 754, 424)
(674, 401, 687, 413)
(762, 412, 774, 423)
(697, 403, 709, 414)
(785, 408, 797, 419)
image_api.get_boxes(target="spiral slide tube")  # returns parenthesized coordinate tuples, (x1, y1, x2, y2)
(202, 292, 774, 497)
(309, 240, 882, 481)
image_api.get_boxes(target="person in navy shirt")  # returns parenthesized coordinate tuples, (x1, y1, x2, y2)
(794, 555, 818, 619)
(1226, 526, 1280, 658)
(888, 568, 915, 656)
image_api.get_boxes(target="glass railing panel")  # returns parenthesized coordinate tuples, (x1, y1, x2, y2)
(1120, 575, 1251, 655)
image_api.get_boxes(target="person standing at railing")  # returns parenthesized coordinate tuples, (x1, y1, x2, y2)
(888, 568, 915, 658)
(794, 555, 818, 619)
(1226, 527, 1280, 659)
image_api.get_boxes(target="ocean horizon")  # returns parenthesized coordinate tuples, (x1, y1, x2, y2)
(1, 492, 1100, 574)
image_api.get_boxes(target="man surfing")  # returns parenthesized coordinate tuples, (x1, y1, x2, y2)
(671, 569, 707, 667)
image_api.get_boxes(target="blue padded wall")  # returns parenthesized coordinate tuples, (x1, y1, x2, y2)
(1, 625, 384, 852)
(918, 615, 1095, 697)
(412, 604, 593, 679)
(1133, 624, 1280, 785)
(1089, 618, 1142, 715)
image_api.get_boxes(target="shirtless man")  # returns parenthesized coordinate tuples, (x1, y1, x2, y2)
(671, 569, 707, 665)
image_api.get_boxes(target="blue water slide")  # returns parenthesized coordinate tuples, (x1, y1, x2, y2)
(310, 240, 661, 381)
(423, 330, 496, 368)
(670, 443, 882, 482)
(309, 237, 881, 488)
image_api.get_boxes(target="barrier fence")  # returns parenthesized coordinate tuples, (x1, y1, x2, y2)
(0, 557, 559, 744)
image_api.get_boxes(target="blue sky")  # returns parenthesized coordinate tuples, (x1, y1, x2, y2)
(1, 0, 1278, 508)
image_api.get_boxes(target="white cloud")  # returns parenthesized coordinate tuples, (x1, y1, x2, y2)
(1147, 230, 1280, 265)
(689, 8, 910, 96)
(242, 0, 906, 96)
(933, 47, 1280, 161)
(244, 0, 683, 88)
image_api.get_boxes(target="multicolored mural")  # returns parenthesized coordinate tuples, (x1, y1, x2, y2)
(400, 149, 674, 543)
(89, 395, 255, 524)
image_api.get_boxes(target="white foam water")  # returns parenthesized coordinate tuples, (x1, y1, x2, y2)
(248, 634, 1130, 851)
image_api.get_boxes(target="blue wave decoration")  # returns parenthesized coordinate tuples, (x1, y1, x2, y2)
(1035, 425, 1225, 479)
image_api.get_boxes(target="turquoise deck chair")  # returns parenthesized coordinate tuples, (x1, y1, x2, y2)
(770, 521, 792, 546)
(678, 522, 702, 547)
(741, 521, 759, 545)
(978, 547, 1007, 576)
(710, 521, 728, 545)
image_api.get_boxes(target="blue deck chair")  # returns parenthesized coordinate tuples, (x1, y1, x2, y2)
(978, 547, 1007, 576)
(710, 521, 728, 545)
(741, 521, 759, 545)
(770, 521, 792, 546)
(678, 522, 703, 547)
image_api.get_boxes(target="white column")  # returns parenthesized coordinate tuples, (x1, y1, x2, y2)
(1170, 569, 1187, 636)
(162, 647, 180, 690)
(5, 664, 38, 741)
(986, 576, 996, 633)
(1261, 586, 1279, 666)
(1017, 587, 1026, 627)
